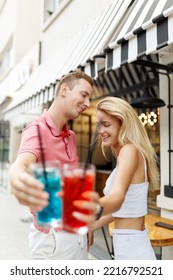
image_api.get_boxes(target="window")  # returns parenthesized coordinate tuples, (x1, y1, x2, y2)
(0, 120, 10, 189)
(0, 41, 14, 78)
(0, 120, 10, 163)
(43, 0, 65, 22)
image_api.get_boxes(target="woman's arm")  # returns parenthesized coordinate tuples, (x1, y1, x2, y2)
(74, 145, 139, 219)
(99, 144, 139, 215)
(88, 214, 114, 249)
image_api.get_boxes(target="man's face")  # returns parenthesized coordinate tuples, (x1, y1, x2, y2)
(64, 79, 93, 119)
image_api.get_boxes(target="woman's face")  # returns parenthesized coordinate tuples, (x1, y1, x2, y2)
(96, 110, 121, 149)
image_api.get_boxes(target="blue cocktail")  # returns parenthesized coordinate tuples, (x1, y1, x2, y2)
(31, 161, 62, 228)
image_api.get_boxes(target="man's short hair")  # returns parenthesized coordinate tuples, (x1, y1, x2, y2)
(55, 71, 94, 95)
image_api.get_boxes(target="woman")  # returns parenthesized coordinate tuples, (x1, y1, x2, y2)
(80, 96, 159, 260)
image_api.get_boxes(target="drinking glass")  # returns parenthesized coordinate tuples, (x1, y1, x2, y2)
(30, 160, 62, 228)
(62, 162, 95, 234)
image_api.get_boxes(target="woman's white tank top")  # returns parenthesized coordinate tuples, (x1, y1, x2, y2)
(103, 153, 149, 218)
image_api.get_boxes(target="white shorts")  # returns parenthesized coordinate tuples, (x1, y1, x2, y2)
(112, 228, 156, 260)
(29, 223, 88, 260)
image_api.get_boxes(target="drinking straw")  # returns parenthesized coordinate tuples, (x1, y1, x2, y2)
(86, 130, 97, 167)
(36, 124, 49, 188)
(83, 130, 97, 177)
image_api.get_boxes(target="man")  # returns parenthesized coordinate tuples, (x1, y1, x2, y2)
(9, 71, 99, 259)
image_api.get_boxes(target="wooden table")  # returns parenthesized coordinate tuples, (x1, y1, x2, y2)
(108, 214, 173, 259)
(145, 214, 173, 247)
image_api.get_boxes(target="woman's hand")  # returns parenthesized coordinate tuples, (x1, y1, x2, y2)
(87, 227, 95, 250)
(72, 191, 100, 224)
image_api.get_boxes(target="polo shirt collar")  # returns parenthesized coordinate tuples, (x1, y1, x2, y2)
(43, 109, 70, 137)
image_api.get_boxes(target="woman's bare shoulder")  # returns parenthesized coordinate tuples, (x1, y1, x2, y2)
(120, 144, 139, 157)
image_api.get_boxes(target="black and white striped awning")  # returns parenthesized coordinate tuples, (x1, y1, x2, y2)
(4, 0, 132, 119)
(5, 0, 173, 119)
(105, 0, 173, 71)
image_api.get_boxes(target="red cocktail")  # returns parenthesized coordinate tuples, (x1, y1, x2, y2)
(62, 163, 95, 234)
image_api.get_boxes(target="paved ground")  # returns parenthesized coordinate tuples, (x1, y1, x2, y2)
(0, 187, 111, 260)
(0, 188, 32, 260)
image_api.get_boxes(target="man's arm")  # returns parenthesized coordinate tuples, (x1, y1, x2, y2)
(10, 153, 100, 226)
(9, 152, 49, 210)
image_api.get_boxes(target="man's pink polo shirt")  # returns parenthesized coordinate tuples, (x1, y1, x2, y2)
(18, 109, 79, 233)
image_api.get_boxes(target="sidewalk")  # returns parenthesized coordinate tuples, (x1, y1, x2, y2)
(0, 188, 32, 260)
(0, 187, 111, 260)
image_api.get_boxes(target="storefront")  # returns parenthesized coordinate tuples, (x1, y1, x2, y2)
(2, 0, 173, 257)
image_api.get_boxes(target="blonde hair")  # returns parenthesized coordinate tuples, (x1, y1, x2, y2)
(96, 96, 159, 191)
